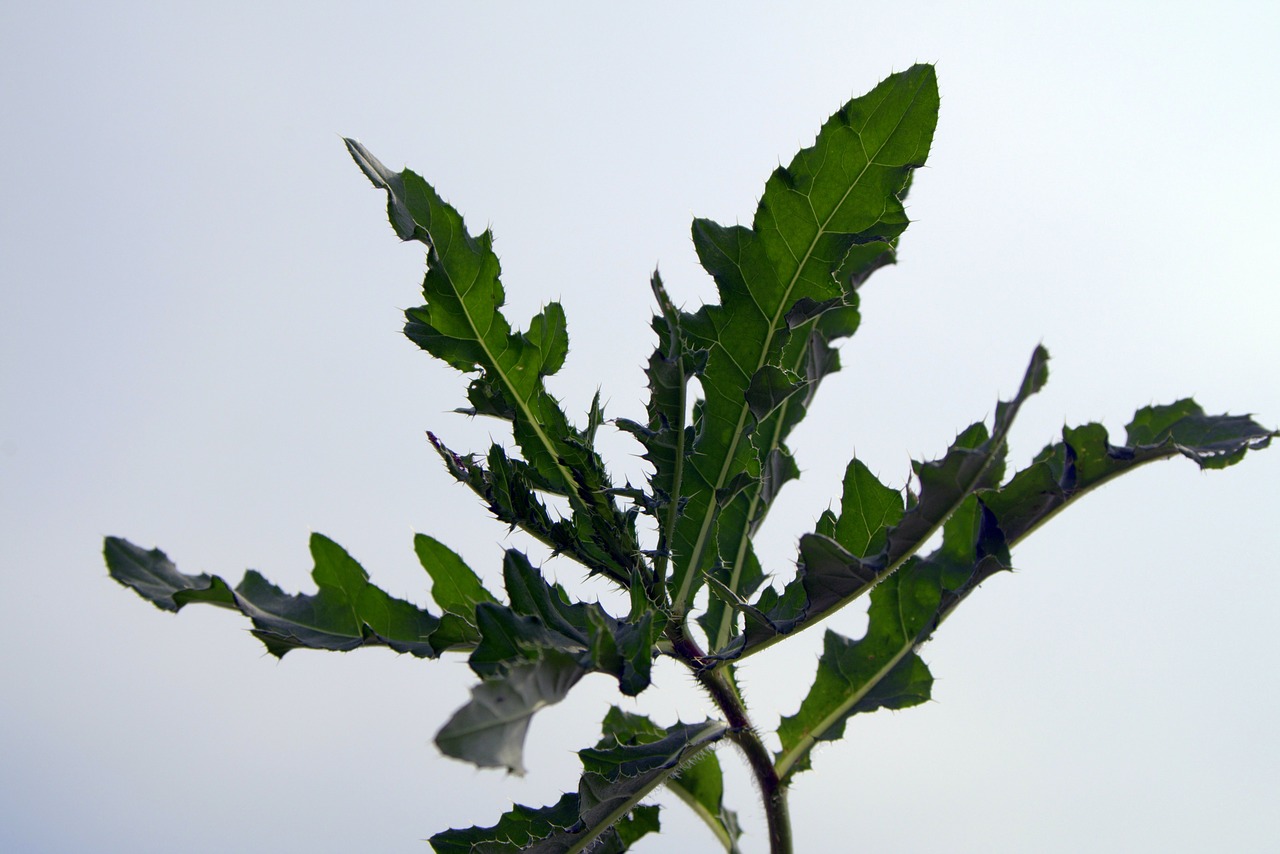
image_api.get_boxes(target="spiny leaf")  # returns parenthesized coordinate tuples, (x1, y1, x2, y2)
(346, 138, 642, 585)
(104, 534, 440, 658)
(616, 271, 702, 509)
(773, 399, 1274, 780)
(775, 496, 1005, 780)
(432, 715, 727, 853)
(832, 457, 906, 558)
(482, 550, 661, 695)
(700, 320, 836, 652)
(443, 550, 665, 774)
(725, 345, 1047, 657)
(665, 65, 940, 618)
(597, 708, 742, 853)
(430, 794, 581, 854)
(103, 538, 236, 612)
(984, 400, 1275, 545)
(428, 436, 630, 584)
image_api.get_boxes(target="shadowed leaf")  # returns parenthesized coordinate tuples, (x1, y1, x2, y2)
(105, 534, 439, 658)
(436, 650, 585, 775)
(432, 715, 727, 853)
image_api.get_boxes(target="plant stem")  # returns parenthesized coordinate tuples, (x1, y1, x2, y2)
(667, 622, 793, 854)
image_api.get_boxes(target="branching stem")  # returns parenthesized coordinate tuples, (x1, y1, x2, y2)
(667, 620, 792, 854)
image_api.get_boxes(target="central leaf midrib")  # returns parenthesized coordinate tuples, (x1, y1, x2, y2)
(441, 259, 584, 510)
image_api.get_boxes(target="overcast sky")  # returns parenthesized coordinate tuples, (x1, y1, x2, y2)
(2, 3, 1278, 852)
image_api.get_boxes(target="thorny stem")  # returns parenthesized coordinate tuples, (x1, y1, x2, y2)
(666, 621, 792, 854)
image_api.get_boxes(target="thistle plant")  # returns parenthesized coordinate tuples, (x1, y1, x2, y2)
(105, 65, 1274, 853)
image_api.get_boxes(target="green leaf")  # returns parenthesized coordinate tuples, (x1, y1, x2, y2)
(596, 708, 741, 852)
(775, 496, 1004, 780)
(469, 602, 575, 677)
(444, 550, 666, 773)
(472, 551, 661, 696)
(430, 794, 581, 854)
(665, 65, 940, 618)
(832, 458, 906, 558)
(984, 400, 1275, 545)
(773, 399, 1273, 780)
(433, 715, 727, 853)
(428, 436, 632, 585)
(726, 345, 1047, 658)
(414, 533, 498, 617)
(777, 628, 933, 780)
(435, 649, 585, 775)
(103, 537, 236, 612)
(347, 138, 643, 586)
(413, 533, 498, 649)
(104, 534, 440, 658)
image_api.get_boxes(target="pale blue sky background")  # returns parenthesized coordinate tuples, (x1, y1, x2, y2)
(2, 3, 1278, 852)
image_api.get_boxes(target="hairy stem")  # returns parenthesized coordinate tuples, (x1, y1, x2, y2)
(668, 621, 792, 854)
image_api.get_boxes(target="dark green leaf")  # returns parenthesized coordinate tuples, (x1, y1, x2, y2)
(348, 138, 643, 587)
(413, 533, 498, 648)
(985, 400, 1275, 544)
(744, 365, 805, 422)
(434, 714, 727, 853)
(664, 65, 940, 619)
(469, 602, 576, 677)
(430, 794, 580, 854)
(773, 398, 1272, 780)
(612, 805, 661, 849)
(103, 537, 235, 612)
(344, 141, 566, 441)
(428, 437, 630, 584)
(104, 534, 440, 658)
(597, 707, 741, 853)
(467, 551, 661, 697)
(726, 346, 1047, 657)
(775, 496, 1004, 780)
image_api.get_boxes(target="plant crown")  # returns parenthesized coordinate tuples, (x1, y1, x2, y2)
(106, 65, 1275, 853)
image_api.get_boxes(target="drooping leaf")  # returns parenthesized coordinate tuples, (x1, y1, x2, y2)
(664, 65, 940, 619)
(103, 537, 236, 612)
(104, 534, 440, 658)
(441, 550, 666, 774)
(432, 715, 727, 853)
(435, 649, 585, 775)
(984, 400, 1275, 545)
(481, 550, 662, 696)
